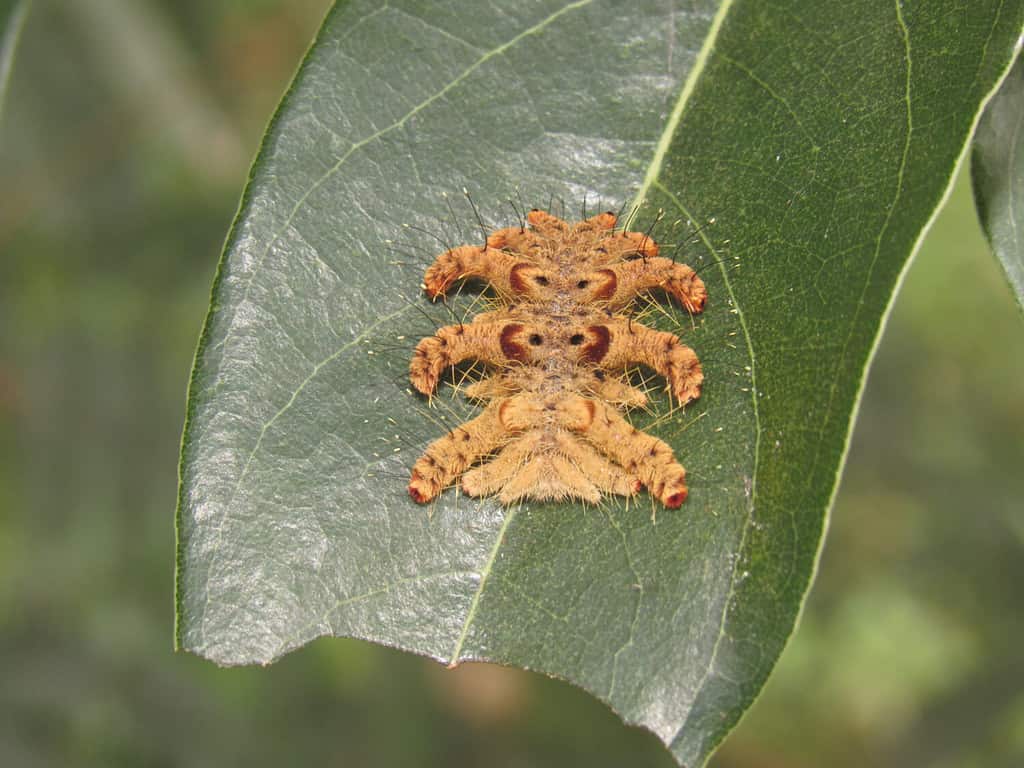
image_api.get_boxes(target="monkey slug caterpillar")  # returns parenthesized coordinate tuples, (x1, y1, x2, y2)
(408, 208, 706, 508)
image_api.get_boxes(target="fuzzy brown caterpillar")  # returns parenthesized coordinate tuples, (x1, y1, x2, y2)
(407, 208, 706, 508)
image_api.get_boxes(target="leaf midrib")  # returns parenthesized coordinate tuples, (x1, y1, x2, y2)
(441, 7, 765, 734)
(630, 0, 736, 215)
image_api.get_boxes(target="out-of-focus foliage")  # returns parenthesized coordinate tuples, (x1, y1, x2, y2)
(1, 2, 1022, 767)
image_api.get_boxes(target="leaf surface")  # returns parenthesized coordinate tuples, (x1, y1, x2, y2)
(974, 50, 1024, 310)
(176, 1, 1024, 764)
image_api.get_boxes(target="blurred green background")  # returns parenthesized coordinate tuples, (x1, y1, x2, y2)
(2, 2, 1022, 766)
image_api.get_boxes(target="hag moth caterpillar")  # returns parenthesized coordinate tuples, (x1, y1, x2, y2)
(408, 208, 705, 508)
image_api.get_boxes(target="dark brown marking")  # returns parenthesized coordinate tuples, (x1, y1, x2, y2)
(500, 323, 527, 362)
(509, 263, 532, 294)
(593, 268, 617, 300)
(582, 325, 611, 363)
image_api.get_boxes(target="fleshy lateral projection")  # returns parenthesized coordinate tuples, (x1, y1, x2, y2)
(407, 209, 706, 508)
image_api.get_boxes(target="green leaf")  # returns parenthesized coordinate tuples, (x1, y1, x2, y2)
(973, 51, 1024, 310)
(176, 1, 1024, 765)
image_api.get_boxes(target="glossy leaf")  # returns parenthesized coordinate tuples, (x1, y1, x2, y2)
(176, 1, 1024, 765)
(973, 51, 1024, 310)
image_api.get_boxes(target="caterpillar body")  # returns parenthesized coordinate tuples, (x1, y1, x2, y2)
(407, 209, 705, 508)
